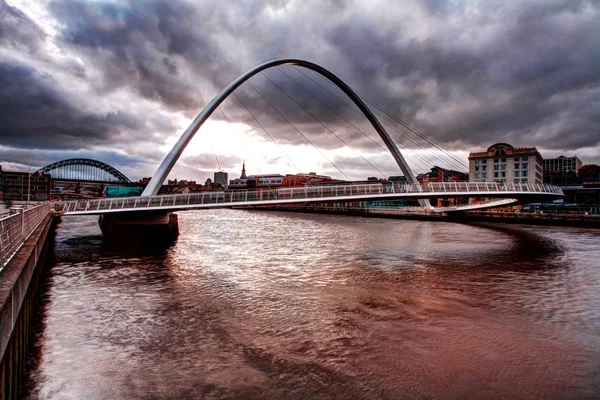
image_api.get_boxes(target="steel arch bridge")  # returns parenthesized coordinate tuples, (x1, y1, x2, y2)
(141, 58, 428, 207)
(35, 158, 132, 184)
(51, 59, 563, 217)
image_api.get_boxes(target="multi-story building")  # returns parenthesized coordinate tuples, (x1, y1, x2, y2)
(468, 143, 544, 184)
(0, 166, 52, 201)
(544, 156, 582, 176)
(213, 171, 228, 188)
(416, 166, 468, 184)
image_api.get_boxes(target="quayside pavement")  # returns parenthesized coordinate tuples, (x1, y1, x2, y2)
(0, 204, 57, 400)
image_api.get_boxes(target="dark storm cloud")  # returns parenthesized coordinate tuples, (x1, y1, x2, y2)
(0, 0, 45, 54)
(46, 0, 385, 151)
(0, 62, 140, 149)
(325, 1, 600, 152)
(0, 146, 147, 178)
(48, 0, 239, 113)
(0, 0, 180, 159)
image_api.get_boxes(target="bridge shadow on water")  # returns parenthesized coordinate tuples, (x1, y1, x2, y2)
(53, 214, 178, 263)
(300, 212, 569, 275)
(446, 221, 566, 270)
(56, 234, 177, 260)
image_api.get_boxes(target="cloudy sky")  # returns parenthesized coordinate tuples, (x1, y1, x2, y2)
(1, 0, 599, 182)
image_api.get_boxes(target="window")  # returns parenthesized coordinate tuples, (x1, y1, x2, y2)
(494, 165, 499, 171)
(475, 173, 480, 179)
(494, 159, 499, 163)
(522, 170, 528, 177)
(475, 166, 480, 172)
(514, 163, 520, 169)
(37, 185, 47, 190)
(515, 171, 520, 177)
(501, 158, 507, 163)
(522, 178, 528, 183)
(500, 164, 507, 170)
(500, 172, 506, 178)
(522, 162, 528, 169)
(494, 172, 499, 178)
(514, 157, 520, 162)
(481, 165, 487, 171)
(482, 172, 487, 179)
(474, 160, 480, 165)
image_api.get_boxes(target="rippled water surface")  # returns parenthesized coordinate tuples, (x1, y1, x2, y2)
(23, 210, 600, 399)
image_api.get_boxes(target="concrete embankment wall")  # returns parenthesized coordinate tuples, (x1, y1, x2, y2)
(251, 206, 600, 228)
(0, 214, 57, 400)
(459, 211, 600, 227)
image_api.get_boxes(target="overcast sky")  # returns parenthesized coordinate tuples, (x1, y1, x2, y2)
(1, 0, 599, 182)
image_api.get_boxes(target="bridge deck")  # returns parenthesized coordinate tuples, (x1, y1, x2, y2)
(56, 182, 564, 216)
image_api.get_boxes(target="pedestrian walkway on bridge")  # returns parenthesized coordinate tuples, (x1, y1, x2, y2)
(49, 59, 564, 222)
(55, 181, 563, 216)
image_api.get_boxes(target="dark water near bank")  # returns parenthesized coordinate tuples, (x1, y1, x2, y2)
(23, 210, 600, 399)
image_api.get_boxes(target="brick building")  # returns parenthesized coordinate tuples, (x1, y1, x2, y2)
(0, 166, 52, 202)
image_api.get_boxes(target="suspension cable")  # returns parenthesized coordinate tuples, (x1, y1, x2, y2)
(286, 67, 449, 174)
(274, 66, 456, 178)
(232, 90, 306, 177)
(219, 106, 278, 195)
(244, 79, 354, 183)
(275, 66, 388, 152)
(290, 65, 468, 172)
(260, 70, 388, 180)
(206, 125, 222, 170)
(359, 94, 468, 169)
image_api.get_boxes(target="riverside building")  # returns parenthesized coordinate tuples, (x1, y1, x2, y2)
(544, 155, 582, 176)
(468, 143, 544, 184)
(0, 166, 52, 201)
(213, 171, 228, 188)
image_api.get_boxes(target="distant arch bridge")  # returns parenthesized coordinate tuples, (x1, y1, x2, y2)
(35, 158, 132, 184)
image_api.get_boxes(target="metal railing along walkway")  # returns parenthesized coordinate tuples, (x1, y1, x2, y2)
(433, 198, 520, 213)
(0, 203, 55, 269)
(55, 182, 563, 215)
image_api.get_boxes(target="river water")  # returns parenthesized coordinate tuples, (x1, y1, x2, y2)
(22, 210, 600, 399)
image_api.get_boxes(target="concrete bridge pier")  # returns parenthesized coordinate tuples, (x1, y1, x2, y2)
(98, 211, 179, 246)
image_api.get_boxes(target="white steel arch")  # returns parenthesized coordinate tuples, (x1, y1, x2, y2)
(143, 58, 428, 207)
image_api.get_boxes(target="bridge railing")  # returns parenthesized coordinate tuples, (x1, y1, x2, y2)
(0, 203, 54, 269)
(54, 181, 563, 214)
(419, 181, 563, 194)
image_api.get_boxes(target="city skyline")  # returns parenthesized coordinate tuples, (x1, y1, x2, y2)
(1, 0, 599, 184)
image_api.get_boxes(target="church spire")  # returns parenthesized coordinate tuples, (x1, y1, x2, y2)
(241, 160, 246, 179)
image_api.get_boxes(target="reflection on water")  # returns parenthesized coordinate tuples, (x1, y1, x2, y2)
(24, 210, 600, 399)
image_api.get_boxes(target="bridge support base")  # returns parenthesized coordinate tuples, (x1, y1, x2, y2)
(98, 212, 179, 246)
